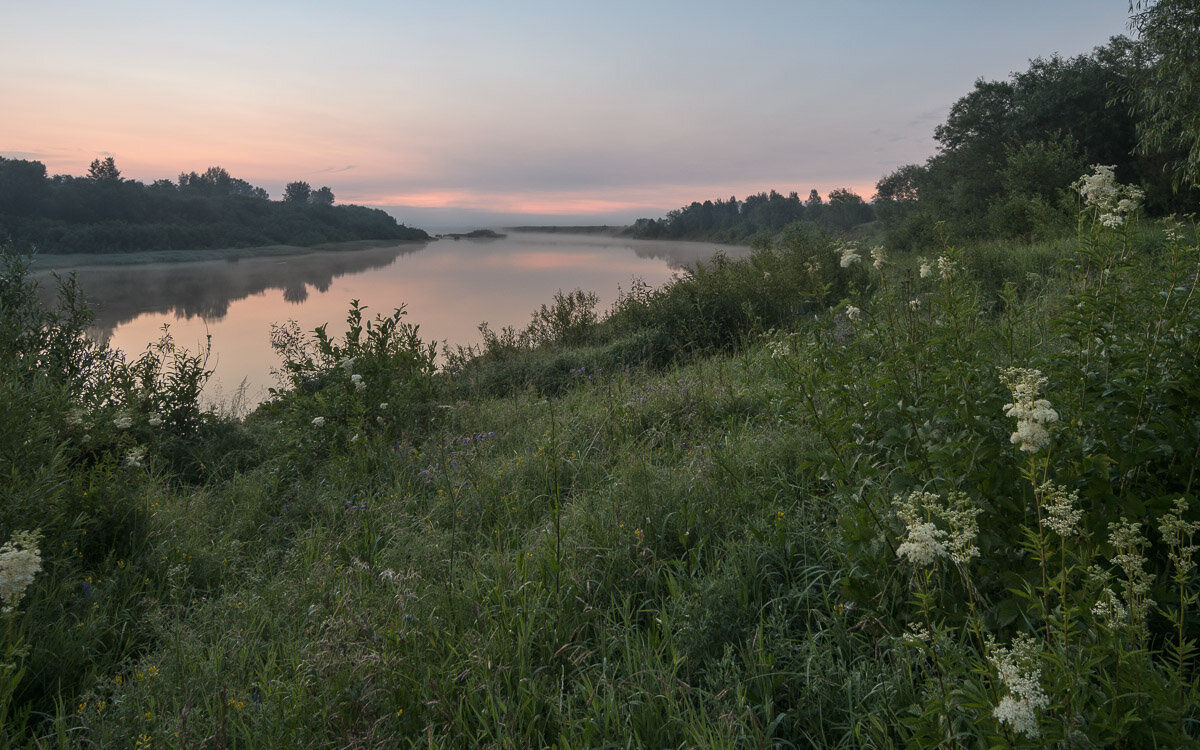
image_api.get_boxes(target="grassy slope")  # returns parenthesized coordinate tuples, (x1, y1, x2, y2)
(3, 206, 1199, 747)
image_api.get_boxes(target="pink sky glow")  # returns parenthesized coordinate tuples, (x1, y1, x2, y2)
(1, 2, 1134, 227)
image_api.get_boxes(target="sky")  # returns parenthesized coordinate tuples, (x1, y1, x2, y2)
(2, 1, 1135, 230)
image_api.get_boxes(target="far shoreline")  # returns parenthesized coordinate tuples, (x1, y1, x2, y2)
(23, 238, 429, 271)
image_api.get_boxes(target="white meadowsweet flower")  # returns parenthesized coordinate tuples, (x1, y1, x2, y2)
(1076, 165, 1143, 227)
(311, 416, 326, 427)
(113, 413, 133, 430)
(903, 621, 931, 643)
(1040, 482, 1082, 537)
(937, 255, 957, 278)
(378, 403, 389, 410)
(147, 415, 164, 427)
(941, 491, 981, 564)
(989, 633, 1049, 738)
(845, 305, 862, 323)
(1076, 164, 1119, 206)
(1000, 368, 1058, 453)
(123, 446, 147, 468)
(1159, 497, 1198, 579)
(339, 357, 356, 372)
(767, 337, 792, 359)
(871, 245, 886, 270)
(0, 530, 42, 613)
(1092, 587, 1129, 628)
(838, 242, 862, 268)
(919, 259, 933, 279)
(1107, 517, 1154, 630)
(896, 521, 947, 566)
(893, 490, 978, 567)
(351, 373, 366, 392)
(65, 409, 86, 427)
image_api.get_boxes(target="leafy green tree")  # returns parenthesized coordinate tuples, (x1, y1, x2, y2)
(935, 78, 1015, 154)
(309, 186, 335, 206)
(871, 35, 1189, 245)
(824, 188, 874, 231)
(1130, 0, 1200, 189)
(0, 157, 48, 214)
(177, 167, 268, 199)
(86, 156, 121, 182)
(987, 136, 1088, 239)
(283, 181, 312, 203)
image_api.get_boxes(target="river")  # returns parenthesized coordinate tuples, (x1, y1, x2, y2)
(32, 232, 748, 408)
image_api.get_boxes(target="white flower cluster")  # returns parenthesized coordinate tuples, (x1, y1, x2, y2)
(870, 245, 886, 271)
(1159, 497, 1200, 594)
(845, 305, 862, 323)
(893, 490, 979, 567)
(989, 633, 1049, 738)
(0, 530, 42, 613)
(936, 254, 957, 279)
(351, 373, 366, 392)
(113, 412, 133, 430)
(1075, 164, 1144, 228)
(918, 258, 933, 279)
(1107, 517, 1154, 630)
(903, 621, 931, 643)
(1091, 586, 1129, 629)
(1000, 367, 1058, 453)
(123, 446, 147, 468)
(766, 332, 793, 359)
(1039, 481, 1081, 537)
(838, 241, 862, 268)
(896, 521, 947, 566)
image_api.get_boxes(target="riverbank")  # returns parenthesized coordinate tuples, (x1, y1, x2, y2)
(25, 238, 426, 270)
(3, 211, 1198, 745)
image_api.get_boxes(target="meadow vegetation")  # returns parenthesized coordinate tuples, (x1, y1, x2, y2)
(1, 166, 1198, 747)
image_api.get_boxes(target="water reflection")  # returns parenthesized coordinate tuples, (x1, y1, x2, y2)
(35, 243, 426, 339)
(31, 233, 746, 404)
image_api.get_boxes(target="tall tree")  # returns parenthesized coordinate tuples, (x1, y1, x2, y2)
(825, 188, 874, 230)
(87, 156, 121, 182)
(309, 186, 335, 206)
(0, 157, 48, 213)
(283, 181, 311, 203)
(1130, 0, 1200, 189)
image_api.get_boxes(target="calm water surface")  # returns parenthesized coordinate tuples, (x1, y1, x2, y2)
(36, 233, 747, 406)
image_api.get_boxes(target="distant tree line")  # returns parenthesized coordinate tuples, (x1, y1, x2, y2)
(875, 28, 1200, 249)
(0, 158, 427, 254)
(630, 187, 874, 242)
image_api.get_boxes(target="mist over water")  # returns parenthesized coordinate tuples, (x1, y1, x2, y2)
(34, 233, 747, 406)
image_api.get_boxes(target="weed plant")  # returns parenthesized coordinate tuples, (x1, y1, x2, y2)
(0, 165, 1197, 747)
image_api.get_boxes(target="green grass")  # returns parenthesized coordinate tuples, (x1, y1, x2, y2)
(1, 197, 1198, 747)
